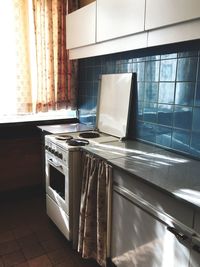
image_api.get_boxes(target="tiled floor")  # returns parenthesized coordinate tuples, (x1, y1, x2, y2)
(0, 193, 100, 267)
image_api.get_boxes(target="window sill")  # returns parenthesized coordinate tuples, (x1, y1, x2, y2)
(0, 110, 77, 124)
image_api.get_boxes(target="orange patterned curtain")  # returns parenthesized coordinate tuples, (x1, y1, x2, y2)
(32, 0, 68, 112)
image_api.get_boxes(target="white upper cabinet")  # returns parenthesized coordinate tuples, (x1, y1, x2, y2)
(66, 2, 96, 49)
(96, 0, 145, 42)
(67, 0, 200, 59)
(145, 0, 200, 30)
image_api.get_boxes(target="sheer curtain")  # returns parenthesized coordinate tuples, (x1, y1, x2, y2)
(0, 0, 77, 117)
(0, 0, 32, 115)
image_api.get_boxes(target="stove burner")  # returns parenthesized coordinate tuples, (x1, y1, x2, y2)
(67, 138, 89, 146)
(79, 132, 100, 139)
(55, 134, 73, 141)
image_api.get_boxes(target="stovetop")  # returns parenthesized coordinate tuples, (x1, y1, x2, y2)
(46, 130, 119, 150)
(54, 133, 90, 147)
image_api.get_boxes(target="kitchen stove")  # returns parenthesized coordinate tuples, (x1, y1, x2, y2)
(45, 134, 83, 249)
(45, 73, 134, 249)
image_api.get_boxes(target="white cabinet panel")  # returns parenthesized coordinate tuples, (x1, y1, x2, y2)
(111, 190, 190, 267)
(147, 19, 200, 48)
(69, 32, 147, 59)
(66, 2, 96, 49)
(97, 0, 145, 42)
(146, 0, 200, 30)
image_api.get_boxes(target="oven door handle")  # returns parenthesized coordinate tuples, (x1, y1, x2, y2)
(48, 158, 63, 171)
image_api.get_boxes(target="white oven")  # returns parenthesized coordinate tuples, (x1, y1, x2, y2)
(45, 136, 82, 248)
(46, 147, 69, 213)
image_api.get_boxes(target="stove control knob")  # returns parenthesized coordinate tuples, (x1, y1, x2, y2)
(55, 151, 59, 157)
(52, 149, 56, 154)
(45, 145, 48, 150)
(58, 153, 63, 159)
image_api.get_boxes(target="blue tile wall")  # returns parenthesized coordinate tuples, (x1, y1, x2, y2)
(158, 104, 173, 126)
(158, 83, 175, 104)
(78, 41, 200, 158)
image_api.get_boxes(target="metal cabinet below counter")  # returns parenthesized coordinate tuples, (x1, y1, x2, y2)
(110, 168, 197, 267)
(111, 186, 191, 267)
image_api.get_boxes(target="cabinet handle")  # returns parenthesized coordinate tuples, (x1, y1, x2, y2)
(48, 158, 63, 170)
(167, 226, 189, 242)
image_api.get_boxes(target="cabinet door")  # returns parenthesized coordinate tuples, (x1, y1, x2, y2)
(97, 0, 145, 42)
(66, 2, 96, 49)
(145, 0, 200, 30)
(111, 190, 190, 267)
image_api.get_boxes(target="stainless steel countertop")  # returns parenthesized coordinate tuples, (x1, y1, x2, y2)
(83, 140, 200, 208)
(83, 140, 161, 159)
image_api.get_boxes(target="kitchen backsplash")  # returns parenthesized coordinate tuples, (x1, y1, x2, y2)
(78, 41, 200, 158)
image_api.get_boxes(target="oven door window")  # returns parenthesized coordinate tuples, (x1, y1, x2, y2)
(49, 165, 65, 200)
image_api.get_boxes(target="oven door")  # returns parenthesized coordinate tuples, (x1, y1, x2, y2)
(45, 152, 69, 215)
